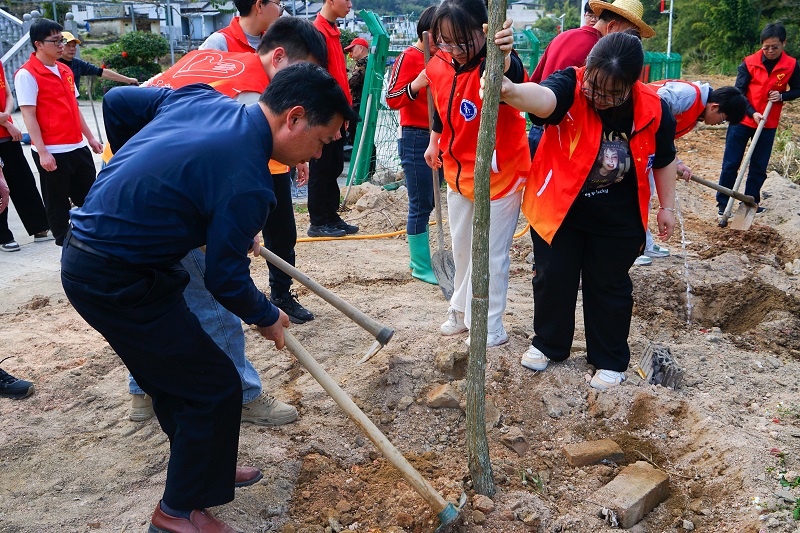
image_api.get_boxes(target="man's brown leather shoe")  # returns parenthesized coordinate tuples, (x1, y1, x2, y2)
(234, 466, 262, 488)
(148, 503, 239, 532)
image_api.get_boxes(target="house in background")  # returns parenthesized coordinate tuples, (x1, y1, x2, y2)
(508, 0, 544, 29)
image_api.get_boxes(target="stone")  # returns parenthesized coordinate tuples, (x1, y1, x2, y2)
(765, 356, 782, 369)
(682, 519, 695, 531)
(500, 426, 530, 457)
(434, 351, 455, 373)
(543, 395, 568, 418)
(472, 510, 486, 524)
(590, 461, 670, 529)
(571, 341, 587, 353)
(395, 511, 414, 528)
(426, 383, 461, 409)
(473, 494, 494, 513)
(396, 396, 414, 411)
(562, 439, 624, 467)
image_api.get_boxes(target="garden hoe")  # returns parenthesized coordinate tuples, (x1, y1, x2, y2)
(689, 175, 757, 230)
(282, 329, 466, 531)
(423, 32, 456, 301)
(258, 248, 393, 362)
(719, 100, 772, 229)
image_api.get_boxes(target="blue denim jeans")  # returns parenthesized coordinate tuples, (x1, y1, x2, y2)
(399, 127, 439, 235)
(129, 248, 262, 403)
(527, 124, 544, 159)
(717, 124, 776, 209)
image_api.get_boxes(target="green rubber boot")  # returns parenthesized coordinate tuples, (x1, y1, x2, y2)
(408, 230, 438, 285)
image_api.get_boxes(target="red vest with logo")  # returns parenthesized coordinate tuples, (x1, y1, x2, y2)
(741, 50, 797, 129)
(523, 67, 662, 244)
(19, 53, 82, 145)
(218, 17, 258, 52)
(313, 14, 352, 104)
(0, 63, 13, 140)
(648, 79, 705, 138)
(425, 52, 530, 201)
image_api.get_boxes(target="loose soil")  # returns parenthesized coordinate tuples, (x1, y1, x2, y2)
(2, 76, 800, 533)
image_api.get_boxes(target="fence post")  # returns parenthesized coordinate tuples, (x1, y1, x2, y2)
(522, 28, 539, 75)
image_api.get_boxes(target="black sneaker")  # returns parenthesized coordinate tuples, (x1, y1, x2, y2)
(0, 364, 34, 399)
(307, 224, 346, 238)
(270, 291, 315, 324)
(756, 206, 766, 214)
(332, 220, 359, 234)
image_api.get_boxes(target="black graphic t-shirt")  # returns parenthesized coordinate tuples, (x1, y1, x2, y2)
(531, 68, 676, 237)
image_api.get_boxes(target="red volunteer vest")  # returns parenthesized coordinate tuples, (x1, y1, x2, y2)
(741, 50, 797, 129)
(523, 67, 662, 244)
(0, 63, 13, 140)
(18, 53, 82, 145)
(218, 17, 258, 52)
(648, 79, 705, 138)
(425, 51, 530, 201)
(313, 14, 352, 104)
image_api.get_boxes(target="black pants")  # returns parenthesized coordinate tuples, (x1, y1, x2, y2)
(0, 141, 49, 243)
(530, 224, 643, 372)
(262, 172, 295, 295)
(32, 146, 96, 244)
(307, 135, 345, 227)
(61, 236, 242, 510)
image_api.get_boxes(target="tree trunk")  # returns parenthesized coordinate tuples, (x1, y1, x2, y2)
(466, 0, 507, 498)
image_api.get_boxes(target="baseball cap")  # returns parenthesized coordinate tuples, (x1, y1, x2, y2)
(62, 31, 81, 44)
(344, 37, 369, 51)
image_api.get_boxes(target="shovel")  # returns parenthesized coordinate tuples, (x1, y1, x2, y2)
(719, 101, 772, 229)
(87, 77, 104, 143)
(282, 328, 465, 531)
(258, 247, 394, 362)
(423, 31, 456, 301)
(689, 175, 757, 230)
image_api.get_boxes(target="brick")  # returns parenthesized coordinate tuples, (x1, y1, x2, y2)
(591, 461, 670, 529)
(562, 439, 624, 467)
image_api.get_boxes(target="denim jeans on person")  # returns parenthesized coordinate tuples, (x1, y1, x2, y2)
(129, 248, 262, 403)
(717, 123, 777, 209)
(527, 125, 545, 160)
(398, 127, 439, 235)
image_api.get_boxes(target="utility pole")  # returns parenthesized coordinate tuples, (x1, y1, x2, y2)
(166, 0, 175, 64)
(666, 0, 674, 57)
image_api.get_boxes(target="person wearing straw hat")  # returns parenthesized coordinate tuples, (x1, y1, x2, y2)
(526, 0, 654, 156)
(58, 31, 139, 95)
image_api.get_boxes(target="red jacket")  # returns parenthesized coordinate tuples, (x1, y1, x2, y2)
(523, 67, 663, 244)
(385, 45, 430, 129)
(18, 53, 82, 145)
(0, 63, 13, 141)
(647, 79, 705, 138)
(218, 17, 258, 52)
(426, 51, 529, 201)
(313, 14, 352, 104)
(740, 50, 797, 129)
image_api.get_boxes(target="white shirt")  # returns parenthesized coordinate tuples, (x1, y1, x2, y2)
(14, 64, 86, 154)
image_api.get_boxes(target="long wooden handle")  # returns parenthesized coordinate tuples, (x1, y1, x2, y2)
(283, 329, 449, 513)
(690, 175, 757, 207)
(260, 248, 393, 345)
(422, 31, 447, 250)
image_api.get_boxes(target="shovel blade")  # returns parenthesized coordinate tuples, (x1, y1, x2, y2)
(730, 203, 756, 231)
(432, 250, 455, 301)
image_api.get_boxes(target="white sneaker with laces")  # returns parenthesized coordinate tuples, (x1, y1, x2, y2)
(464, 328, 508, 347)
(520, 345, 549, 371)
(440, 309, 467, 336)
(644, 243, 670, 258)
(590, 369, 626, 390)
(634, 255, 652, 266)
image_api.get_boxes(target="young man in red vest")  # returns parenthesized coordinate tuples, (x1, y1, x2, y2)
(308, 0, 359, 238)
(200, 0, 284, 52)
(717, 21, 799, 216)
(15, 18, 103, 247)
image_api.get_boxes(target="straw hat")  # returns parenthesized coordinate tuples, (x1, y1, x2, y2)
(588, 0, 655, 39)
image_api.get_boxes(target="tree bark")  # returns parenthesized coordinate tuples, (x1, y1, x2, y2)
(466, 0, 507, 498)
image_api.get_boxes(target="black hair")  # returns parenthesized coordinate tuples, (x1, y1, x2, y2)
(257, 16, 328, 68)
(707, 86, 748, 125)
(584, 2, 594, 14)
(417, 5, 437, 42)
(261, 62, 360, 126)
(761, 21, 786, 43)
(584, 32, 643, 105)
(431, 0, 487, 58)
(599, 9, 632, 27)
(29, 18, 63, 48)
(235, 0, 256, 17)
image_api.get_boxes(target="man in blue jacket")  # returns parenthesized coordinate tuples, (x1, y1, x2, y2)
(61, 63, 358, 533)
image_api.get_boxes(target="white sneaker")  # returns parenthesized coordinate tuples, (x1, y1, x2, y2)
(634, 255, 652, 266)
(440, 309, 467, 336)
(0, 240, 20, 252)
(520, 345, 549, 371)
(464, 328, 509, 347)
(644, 243, 670, 258)
(590, 369, 626, 390)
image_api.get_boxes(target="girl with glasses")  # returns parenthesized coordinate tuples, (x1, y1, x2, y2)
(424, 0, 531, 347)
(498, 32, 678, 390)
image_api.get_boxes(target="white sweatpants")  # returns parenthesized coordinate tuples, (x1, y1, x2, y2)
(447, 187, 522, 334)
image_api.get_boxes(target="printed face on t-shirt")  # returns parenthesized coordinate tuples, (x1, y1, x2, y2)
(582, 133, 631, 193)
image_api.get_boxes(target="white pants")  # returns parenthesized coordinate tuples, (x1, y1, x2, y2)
(447, 187, 522, 334)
